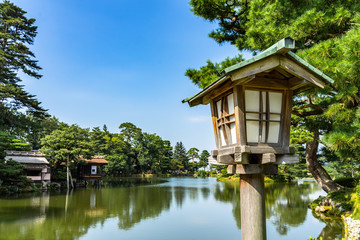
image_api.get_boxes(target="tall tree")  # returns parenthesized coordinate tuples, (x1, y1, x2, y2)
(198, 150, 210, 170)
(24, 115, 59, 150)
(40, 123, 92, 189)
(0, 1, 46, 132)
(187, 0, 360, 192)
(173, 142, 189, 171)
(187, 147, 199, 163)
(90, 126, 110, 155)
(103, 133, 132, 176)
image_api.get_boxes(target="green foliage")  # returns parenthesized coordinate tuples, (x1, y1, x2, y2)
(187, 147, 199, 162)
(327, 189, 353, 203)
(196, 170, 208, 177)
(211, 164, 227, 173)
(104, 153, 131, 176)
(0, 159, 27, 184)
(199, 150, 210, 163)
(352, 181, 360, 219)
(185, 55, 244, 88)
(190, 0, 360, 52)
(87, 122, 175, 176)
(40, 123, 93, 167)
(278, 163, 309, 180)
(198, 150, 210, 170)
(173, 142, 189, 171)
(187, 0, 360, 191)
(221, 168, 227, 177)
(89, 125, 110, 155)
(0, 131, 31, 158)
(25, 116, 59, 150)
(0, 0, 46, 132)
(334, 177, 360, 188)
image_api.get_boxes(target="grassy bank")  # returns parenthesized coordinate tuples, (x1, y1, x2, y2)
(217, 174, 277, 183)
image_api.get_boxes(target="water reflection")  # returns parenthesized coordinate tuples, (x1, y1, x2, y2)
(0, 179, 173, 240)
(0, 178, 342, 240)
(211, 179, 343, 239)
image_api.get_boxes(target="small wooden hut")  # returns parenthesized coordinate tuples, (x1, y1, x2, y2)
(4, 150, 51, 183)
(78, 155, 108, 180)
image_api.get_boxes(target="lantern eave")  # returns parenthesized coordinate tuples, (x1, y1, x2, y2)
(183, 37, 334, 107)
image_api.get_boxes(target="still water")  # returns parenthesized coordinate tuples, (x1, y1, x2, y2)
(0, 178, 343, 240)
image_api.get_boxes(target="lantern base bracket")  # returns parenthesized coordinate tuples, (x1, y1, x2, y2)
(228, 164, 278, 175)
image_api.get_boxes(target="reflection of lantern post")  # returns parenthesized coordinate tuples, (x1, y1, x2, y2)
(183, 37, 333, 240)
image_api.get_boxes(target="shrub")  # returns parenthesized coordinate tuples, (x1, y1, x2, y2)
(352, 182, 360, 219)
(197, 170, 208, 178)
(335, 177, 360, 188)
(221, 168, 228, 177)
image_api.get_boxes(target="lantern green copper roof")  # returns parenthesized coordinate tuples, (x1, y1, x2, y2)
(224, 37, 295, 74)
(182, 37, 334, 105)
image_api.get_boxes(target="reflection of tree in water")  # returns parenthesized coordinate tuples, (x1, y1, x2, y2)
(213, 180, 321, 235)
(174, 186, 186, 207)
(265, 182, 318, 235)
(316, 218, 343, 240)
(214, 182, 241, 229)
(0, 179, 337, 240)
(0, 190, 109, 240)
(108, 186, 173, 230)
(201, 187, 210, 199)
(0, 183, 174, 240)
(0, 179, 209, 240)
(188, 187, 199, 200)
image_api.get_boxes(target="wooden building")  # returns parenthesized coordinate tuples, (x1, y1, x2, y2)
(5, 150, 51, 183)
(78, 156, 108, 180)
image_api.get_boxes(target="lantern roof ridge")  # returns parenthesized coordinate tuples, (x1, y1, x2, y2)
(224, 36, 295, 74)
(182, 37, 334, 106)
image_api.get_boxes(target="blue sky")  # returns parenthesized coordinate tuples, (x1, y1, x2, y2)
(13, 0, 251, 152)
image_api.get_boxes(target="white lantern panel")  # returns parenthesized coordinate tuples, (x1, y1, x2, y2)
(268, 122, 280, 143)
(229, 115, 235, 122)
(246, 121, 259, 143)
(261, 122, 266, 143)
(270, 114, 281, 121)
(219, 126, 226, 146)
(230, 123, 237, 144)
(246, 113, 260, 120)
(227, 94, 234, 114)
(269, 92, 283, 113)
(262, 91, 267, 112)
(216, 100, 222, 117)
(245, 90, 260, 112)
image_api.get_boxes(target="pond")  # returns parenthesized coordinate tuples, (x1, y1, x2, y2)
(0, 177, 343, 240)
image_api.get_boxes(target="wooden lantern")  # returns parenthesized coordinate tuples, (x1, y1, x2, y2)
(183, 37, 334, 240)
(183, 37, 333, 174)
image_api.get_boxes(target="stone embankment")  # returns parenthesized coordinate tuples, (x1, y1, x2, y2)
(343, 216, 360, 240)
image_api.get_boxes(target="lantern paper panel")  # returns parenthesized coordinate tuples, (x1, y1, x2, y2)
(245, 90, 283, 144)
(215, 93, 236, 147)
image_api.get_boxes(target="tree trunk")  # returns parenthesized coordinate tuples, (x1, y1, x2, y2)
(306, 129, 343, 193)
(66, 157, 70, 190)
(69, 169, 74, 189)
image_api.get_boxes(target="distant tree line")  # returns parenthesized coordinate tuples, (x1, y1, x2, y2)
(0, 1, 212, 185)
(1, 116, 211, 180)
(39, 121, 210, 178)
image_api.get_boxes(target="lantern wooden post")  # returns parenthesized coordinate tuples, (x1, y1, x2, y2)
(183, 37, 333, 240)
(240, 174, 266, 240)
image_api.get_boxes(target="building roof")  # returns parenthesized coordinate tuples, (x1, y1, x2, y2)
(81, 155, 108, 165)
(182, 37, 334, 107)
(4, 151, 49, 164)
